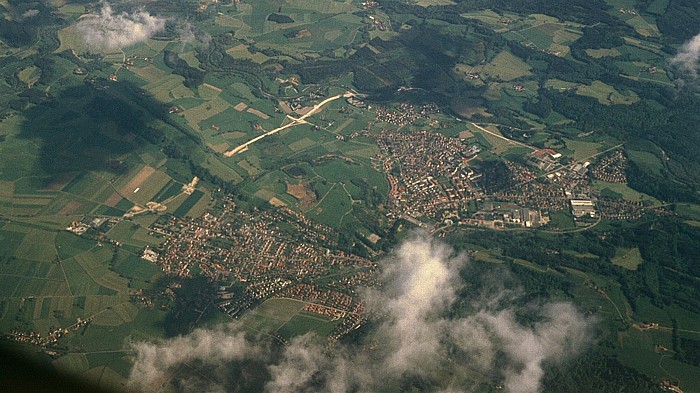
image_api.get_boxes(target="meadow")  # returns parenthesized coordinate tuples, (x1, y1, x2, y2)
(242, 298, 339, 341)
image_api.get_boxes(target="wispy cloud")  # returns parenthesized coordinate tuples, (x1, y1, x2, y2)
(128, 234, 594, 392)
(176, 21, 211, 51)
(22, 9, 40, 19)
(671, 32, 700, 78)
(76, 2, 166, 50)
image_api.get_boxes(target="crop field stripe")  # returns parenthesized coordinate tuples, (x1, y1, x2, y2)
(172, 190, 204, 218)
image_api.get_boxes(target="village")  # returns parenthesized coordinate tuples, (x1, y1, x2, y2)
(148, 197, 377, 327)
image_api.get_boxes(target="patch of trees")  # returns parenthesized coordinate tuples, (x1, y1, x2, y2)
(286, 25, 503, 101)
(111, 81, 202, 146)
(507, 40, 615, 85)
(283, 28, 303, 39)
(677, 337, 700, 366)
(572, 24, 628, 50)
(477, 160, 514, 193)
(196, 37, 270, 96)
(84, 92, 169, 146)
(541, 352, 665, 392)
(627, 160, 699, 204)
(33, 57, 56, 85)
(0, 3, 59, 49)
(163, 276, 218, 337)
(446, 215, 700, 318)
(8, 87, 51, 110)
(163, 50, 205, 88)
(508, 262, 572, 296)
(56, 50, 109, 74)
(523, 91, 552, 118)
(0, 18, 39, 47)
(267, 13, 294, 24)
(657, 0, 700, 43)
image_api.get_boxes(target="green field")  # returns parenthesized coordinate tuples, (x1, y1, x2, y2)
(173, 190, 205, 218)
(612, 247, 643, 270)
(459, 51, 532, 82)
(106, 221, 164, 248)
(243, 298, 339, 341)
(467, 123, 518, 154)
(563, 138, 603, 161)
(593, 180, 661, 205)
(548, 211, 576, 229)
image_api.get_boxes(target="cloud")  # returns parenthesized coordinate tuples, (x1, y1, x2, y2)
(365, 236, 464, 377)
(671, 32, 700, 78)
(76, 2, 166, 50)
(178, 22, 196, 45)
(463, 302, 590, 393)
(128, 324, 263, 390)
(22, 9, 40, 19)
(128, 234, 594, 392)
(176, 21, 211, 51)
(264, 334, 325, 393)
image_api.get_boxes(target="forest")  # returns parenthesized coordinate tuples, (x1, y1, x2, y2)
(163, 50, 206, 88)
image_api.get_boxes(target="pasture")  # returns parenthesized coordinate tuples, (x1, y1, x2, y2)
(592, 180, 661, 205)
(172, 190, 206, 218)
(612, 247, 643, 270)
(182, 97, 232, 131)
(616, 327, 700, 391)
(545, 79, 640, 105)
(563, 138, 602, 161)
(0, 223, 150, 353)
(460, 10, 520, 32)
(106, 221, 164, 248)
(576, 81, 640, 105)
(461, 51, 532, 82)
(586, 48, 622, 58)
(625, 149, 665, 176)
(243, 298, 339, 341)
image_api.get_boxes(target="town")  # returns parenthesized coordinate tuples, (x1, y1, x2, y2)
(370, 112, 671, 231)
(149, 197, 377, 342)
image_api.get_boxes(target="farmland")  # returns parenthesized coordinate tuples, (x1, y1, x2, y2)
(0, 0, 700, 391)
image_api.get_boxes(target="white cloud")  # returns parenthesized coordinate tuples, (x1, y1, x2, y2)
(469, 302, 590, 393)
(264, 334, 325, 393)
(76, 2, 166, 50)
(128, 234, 594, 392)
(366, 236, 464, 377)
(127, 324, 263, 391)
(671, 32, 700, 78)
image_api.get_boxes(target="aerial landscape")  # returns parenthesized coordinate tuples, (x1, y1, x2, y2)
(1, 0, 700, 392)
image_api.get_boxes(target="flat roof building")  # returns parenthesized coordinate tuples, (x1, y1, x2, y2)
(570, 199, 596, 218)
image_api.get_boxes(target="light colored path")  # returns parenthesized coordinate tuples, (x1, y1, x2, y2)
(224, 92, 353, 157)
(470, 122, 536, 150)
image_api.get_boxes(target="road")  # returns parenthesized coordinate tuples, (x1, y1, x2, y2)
(224, 92, 352, 157)
(470, 122, 536, 151)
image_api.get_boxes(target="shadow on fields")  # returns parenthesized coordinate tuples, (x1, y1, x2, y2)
(286, 23, 492, 107)
(13, 80, 176, 187)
